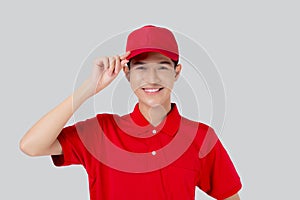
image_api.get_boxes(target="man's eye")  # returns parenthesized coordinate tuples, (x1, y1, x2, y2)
(159, 66, 168, 70)
(136, 66, 146, 70)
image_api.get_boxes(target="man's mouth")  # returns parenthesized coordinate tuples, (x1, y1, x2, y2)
(142, 88, 164, 93)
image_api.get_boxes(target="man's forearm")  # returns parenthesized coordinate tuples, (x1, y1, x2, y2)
(19, 80, 92, 156)
(225, 193, 240, 200)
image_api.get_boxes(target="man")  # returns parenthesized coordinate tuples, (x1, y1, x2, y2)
(20, 25, 242, 199)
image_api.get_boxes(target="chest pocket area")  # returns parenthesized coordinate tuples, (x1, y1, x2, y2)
(160, 164, 197, 200)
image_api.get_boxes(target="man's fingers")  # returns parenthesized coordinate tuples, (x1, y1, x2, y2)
(120, 51, 130, 60)
(121, 59, 129, 66)
(108, 56, 116, 76)
(93, 53, 129, 78)
(114, 56, 122, 74)
(102, 57, 109, 70)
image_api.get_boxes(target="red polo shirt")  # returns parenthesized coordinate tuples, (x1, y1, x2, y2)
(51, 103, 242, 200)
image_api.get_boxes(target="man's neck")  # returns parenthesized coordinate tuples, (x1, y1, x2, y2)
(138, 102, 171, 127)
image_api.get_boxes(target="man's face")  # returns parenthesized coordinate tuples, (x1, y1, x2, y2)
(123, 52, 182, 109)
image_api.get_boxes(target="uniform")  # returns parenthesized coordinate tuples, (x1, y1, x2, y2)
(52, 103, 242, 200)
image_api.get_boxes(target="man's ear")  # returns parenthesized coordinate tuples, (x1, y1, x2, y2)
(174, 64, 182, 81)
(123, 66, 130, 81)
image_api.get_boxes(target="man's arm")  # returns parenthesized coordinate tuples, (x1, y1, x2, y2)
(225, 193, 240, 200)
(19, 53, 129, 156)
(19, 80, 92, 156)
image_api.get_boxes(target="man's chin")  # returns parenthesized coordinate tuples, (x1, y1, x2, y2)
(138, 100, 170, 109)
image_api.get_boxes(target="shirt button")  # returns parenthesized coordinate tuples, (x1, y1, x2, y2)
(152, 129, 157, 134)
(152, 151, 156, 156)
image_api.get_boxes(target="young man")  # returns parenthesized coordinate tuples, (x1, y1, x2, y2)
(20, 25, 242, 199)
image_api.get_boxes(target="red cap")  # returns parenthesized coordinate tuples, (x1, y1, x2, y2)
(126, 25, 179, 61)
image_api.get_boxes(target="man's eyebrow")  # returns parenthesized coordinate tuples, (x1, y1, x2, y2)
(159, 61, 173, 65)
(131, 61, 146, 65)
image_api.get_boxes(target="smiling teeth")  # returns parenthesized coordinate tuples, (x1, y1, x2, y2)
(144, 88, 160, 93)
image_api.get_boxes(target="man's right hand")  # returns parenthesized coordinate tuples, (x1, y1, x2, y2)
(85, 51, 130, 97)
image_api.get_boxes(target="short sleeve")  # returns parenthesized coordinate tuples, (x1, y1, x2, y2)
(197, 129, 242, 199)
(51, 124, 86, 167)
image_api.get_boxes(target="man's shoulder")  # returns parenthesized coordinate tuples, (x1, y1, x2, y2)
(72, 113, 118, 128)
(179, 116, 218, 149)
(180, 116, 212, 132)
(95, 112, 116, 120)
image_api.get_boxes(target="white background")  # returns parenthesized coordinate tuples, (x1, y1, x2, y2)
(1, 1, 299, 199)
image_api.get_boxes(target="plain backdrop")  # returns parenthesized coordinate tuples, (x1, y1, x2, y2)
(1, 1, 299, 199)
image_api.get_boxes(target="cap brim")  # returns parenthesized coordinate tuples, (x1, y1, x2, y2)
(126, 48, 178, 61)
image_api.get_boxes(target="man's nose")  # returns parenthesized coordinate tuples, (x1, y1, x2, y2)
(144, 68, 161, 84)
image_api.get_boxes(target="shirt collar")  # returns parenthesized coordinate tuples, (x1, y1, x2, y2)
(129, 103, 181, 137)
